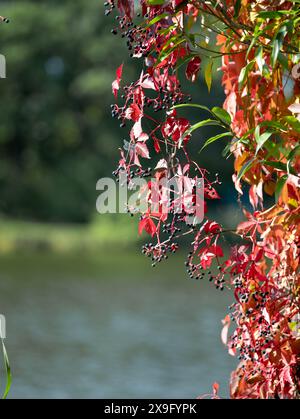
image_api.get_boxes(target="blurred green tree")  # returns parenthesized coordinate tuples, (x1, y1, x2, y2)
(0, 0, 138, 222)
(0, 0, 230, 224)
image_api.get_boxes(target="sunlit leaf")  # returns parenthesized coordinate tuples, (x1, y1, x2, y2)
(234, 0, 241, 18)
(1, 340, 11, 399)
(200, 132, 232, 152)
(211, 107, 231, 126)
(255, 46, 264, 73)
(146, 13, 169, 27)
(204, 61, 213, 93)
(287, 144, 300, 174)
(188, 119, 221, 135)
(147, 0, 165, 5)
(255, 129, 273, 155)
(237, 158, 255, 182)
(238, 61, 255, 89)
(275, 174, 288, 202)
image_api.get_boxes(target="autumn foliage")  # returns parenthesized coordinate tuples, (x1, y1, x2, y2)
(106, 0, 300, 399)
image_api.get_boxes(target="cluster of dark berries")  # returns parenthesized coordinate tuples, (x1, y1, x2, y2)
(112, 165, 152, 183)
(185, 254, 226, 290)
(142, 242, 179, 267)
(162, 222, 182, 239)
(104, 1, 115, 16)
(146, 91, 192, 113)
(0, 16, 9, 23)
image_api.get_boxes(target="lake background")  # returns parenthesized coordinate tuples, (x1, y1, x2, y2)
(0, 250, 236, 399)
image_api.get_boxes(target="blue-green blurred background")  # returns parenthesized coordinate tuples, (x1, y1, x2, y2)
(0, 0, 240, 399)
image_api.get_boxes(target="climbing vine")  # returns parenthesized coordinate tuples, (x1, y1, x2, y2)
(106, 0, 300, 399)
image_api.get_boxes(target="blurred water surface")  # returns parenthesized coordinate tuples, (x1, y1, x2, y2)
(0, 250, 236, 399)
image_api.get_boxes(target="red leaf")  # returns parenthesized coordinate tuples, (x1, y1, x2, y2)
(135, 142, 150, 159)
(209, 244, 224, 257)
(153, 135, 161, 153)
(186, 57, 201, 82)
(205, 186, 220, 200)
(141, 76, 156, 90)
(116, 63, 123, 81)
(117, 0, 134, 19)
(223, 91, 237, 120)
(212, 382, 219, 397)
(204, 221, 221, 234)
(112, 64, 123, 99)
(125, 103, 142, 122)
(138, 218, 157, 237)
(131, 120, 143, 140)
(161, 116, 190, 143)
(237, 220, 256, 235)
(249, 185, 258, 209)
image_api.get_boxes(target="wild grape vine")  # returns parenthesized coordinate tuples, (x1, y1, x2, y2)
(106, 0, 300, 399)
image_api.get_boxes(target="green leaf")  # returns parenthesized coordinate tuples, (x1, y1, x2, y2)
(147, 0, 165, 5)
(222, 137, 239, 158)
(188, 119, 221, 134)
(287, 144, 300, 174)
(204, 61, 213, 93)
(255, 46, 264, 73)
(234, 0, 242, 18)
(271, 26, 287, 68)
(264, 141, 281, 159)
(261, 120, 287, 131)
(272, 38, 280, 67)
(238, 61, 255, 88)
(158, 24, 176, 37)
(275, 174, 288, 202)
(1, 339, 12, 399)
(255, 130, 273, 155)
(246, 35, 259, 60)
(188, 33, 196, 46)
(258, 11, 291, 20)
(156, 38, 186, 65)
(237, 158, 255, 182)
(174, 104, 231, 129)
(222, 143, 232, 158)
(199, 132, 233, 152)
(261, 160, 287, 171)
(277, 52, 289, 70)
(287, 144, 300, 161)
(211, 107, 232, 125)
(146, 13, 169, 27)
(260, 160, 297, 174)
(254, 125, 260, 142)
(284, 116, 300, 133)
(161, 35, 181, 52)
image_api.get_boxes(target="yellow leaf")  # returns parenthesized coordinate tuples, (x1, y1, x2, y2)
(234, 153, 249, 173)
(250, 11, 257, 22)
(204, 61, 213, 92)
(264, 180, 276, 196)
(288, 322, 297, 332)
(288, 198, 298, 208)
